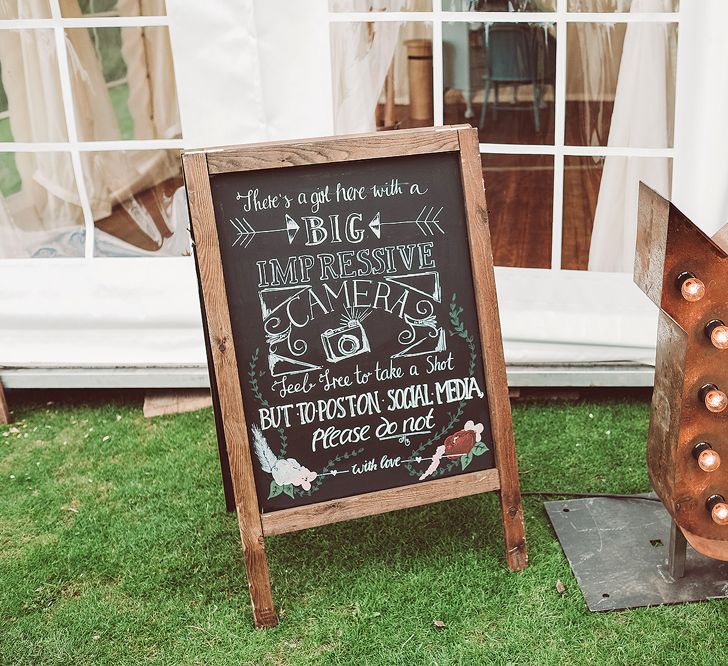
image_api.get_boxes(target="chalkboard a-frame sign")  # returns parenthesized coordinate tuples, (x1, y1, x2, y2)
(182, 126, 526, 628)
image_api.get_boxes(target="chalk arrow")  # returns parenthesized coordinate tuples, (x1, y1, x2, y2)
(369, 212, 381, 239)
(379, 206, 445, 237)
(232, 206, 443, 248)
(230, 217, 255, 248)
(285, 214, 300, 243)
(230, 215, 300, 248)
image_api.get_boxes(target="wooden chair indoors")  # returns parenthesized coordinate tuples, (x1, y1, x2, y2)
(479, 23, 555, 133)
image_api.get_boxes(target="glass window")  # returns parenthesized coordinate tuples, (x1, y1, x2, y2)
(565, 22, 677, 148)
(0, 5, 183, 261)
(331, 21, 433, 134)
(567, 0, 677, 12)
(444, 0, 555, 10)
(84, 149, 187, 257)
(562, 155, 673, 270)
(60, 0, 167, 17)
(0, 29, 68, 143)
(329, 2, 681, 273)
(0, 151, 84, 258)
(330, 0, 432, 11)
(483, 153, 554, 268)
(65, 26, 181, 141)
(444, 21, 555, 145)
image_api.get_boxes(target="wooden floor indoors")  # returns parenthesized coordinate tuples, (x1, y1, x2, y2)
(381, 100, 612, 270)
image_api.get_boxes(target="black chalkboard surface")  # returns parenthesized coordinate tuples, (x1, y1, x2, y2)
(183, 126, 526, 628)
(211, 151, 494, 511)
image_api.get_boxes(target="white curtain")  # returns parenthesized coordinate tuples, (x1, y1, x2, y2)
(587, 0, 676, 272)
(120, 1, 180, 140)
(671, 0, 728, 239)
(0, 1, 84, 258)
(62, 1, 179, 226)
(0, 0, 182, 257)
(331, 14, 403, 133)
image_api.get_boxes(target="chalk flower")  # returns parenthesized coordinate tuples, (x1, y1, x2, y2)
(464, 419, 484, 443)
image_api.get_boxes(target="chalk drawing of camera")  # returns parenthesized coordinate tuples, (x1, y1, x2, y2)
(321, 320, 371, 363)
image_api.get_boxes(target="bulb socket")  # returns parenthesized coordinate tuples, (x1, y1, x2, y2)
(705, 494, 725, 511)
(693, 442, 713, 459)
(707, 494, 725, 512)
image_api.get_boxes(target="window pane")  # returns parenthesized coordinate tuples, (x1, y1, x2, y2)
(567, 0, 677, 11)
(65, 26, 181, 141)
(332, 22, 433, 134)
(565, 22, 677, 147)
(0, 151, 85, 258)
(330, 0, 431, 10)
(84, 150, 187, 257)
(444, 0, 555, 10)
(562, 155, 672, 271)
(60, 0, 167, 17)
(0, 1, 50, 19)
(0, 29, 68, 142)
(483, 153, 553, 268)
(444, 22, 555, 145)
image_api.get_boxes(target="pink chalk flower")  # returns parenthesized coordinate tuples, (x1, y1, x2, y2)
(464, 419, 484, 443)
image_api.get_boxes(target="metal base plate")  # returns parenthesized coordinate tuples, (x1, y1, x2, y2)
(545, 496, 728, 611)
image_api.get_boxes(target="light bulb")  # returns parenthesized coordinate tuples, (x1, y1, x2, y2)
(706, 320, 728, 350)
(707, 495, 728, 526)
(699, 449, 721, 472)
(700, 384, 728, 413)
(693, 442, 721, 472)
(713, 504, 728, 525)
(676, 272, 706, 302)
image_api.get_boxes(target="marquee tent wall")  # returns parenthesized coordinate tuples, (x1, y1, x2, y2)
(1, 0, 726, 388)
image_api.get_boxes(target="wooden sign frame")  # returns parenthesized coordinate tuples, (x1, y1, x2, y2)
(182, 126, 526, 628)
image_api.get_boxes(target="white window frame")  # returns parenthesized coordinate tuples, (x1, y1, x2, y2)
(0, 0, 681, 388)
(0, 1, 184, 262)
(328, 0, 680, 272)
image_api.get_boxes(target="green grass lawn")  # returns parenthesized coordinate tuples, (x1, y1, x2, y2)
(1, 392, 726, 666)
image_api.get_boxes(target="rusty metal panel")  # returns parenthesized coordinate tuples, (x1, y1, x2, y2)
(634, 184, 728, 558)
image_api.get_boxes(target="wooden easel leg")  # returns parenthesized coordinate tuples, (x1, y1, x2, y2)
(185, 152, 277, 628)
(236, 512, 278, 628)
(498, 483, 527, 571)
(455, 127, 527, 570)
(217, 430, 236, 513)
(667, 520, 687, 580)
(194, 271, 236, 513)
(0, 379, 11, 425)
(209, 361, 236, 513)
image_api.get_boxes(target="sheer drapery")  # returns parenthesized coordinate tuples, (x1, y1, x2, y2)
(0, 1, 83, 257)
(0, 0, 183, 258)
(331, 0, 416, 133)
(587, 0, 675, 272)
(63, 0, 180, 250)
(331, 24, 401, 133)
(671, 0, 728, 240)
(119, 0, 180, 141)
